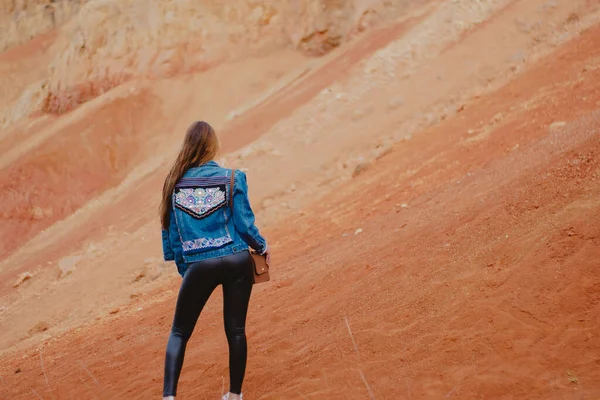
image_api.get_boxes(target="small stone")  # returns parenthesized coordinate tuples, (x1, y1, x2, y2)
(15, 368, 21, 374)
(133, 269, 147, 282)
(401, 204, 408, 208)
(86, 243, 105, 259)
(28, 322, 50, 336)
(58, 256, 81, 279)
(109, 308, 120, 315)
(387, 97, 404, 111)
(426, 113, 441, 126)
(143, 257, 158, 266)
(351, 107, 373, 121)
(13, 272, 33, 288)
(354, 228, 363, 235)
(566, 13, 580, 23)
(352, 162, 371, 178)
(549, 121, 566, 130)
(30, 206, 45, 220)
(262, 198, 275, 208)
(373, 144, 392, 160)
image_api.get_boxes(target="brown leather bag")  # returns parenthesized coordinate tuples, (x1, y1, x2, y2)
(230, 170, 271, 284)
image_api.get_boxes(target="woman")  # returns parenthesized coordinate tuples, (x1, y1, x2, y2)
(160, 121, 269, 400)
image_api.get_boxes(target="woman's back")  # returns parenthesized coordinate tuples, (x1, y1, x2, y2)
(162, 161, 267, 277)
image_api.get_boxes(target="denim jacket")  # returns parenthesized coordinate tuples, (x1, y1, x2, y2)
(161, 161, 267, 276)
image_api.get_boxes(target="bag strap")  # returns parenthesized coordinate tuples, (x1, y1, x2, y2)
(229, 169, 235, 210)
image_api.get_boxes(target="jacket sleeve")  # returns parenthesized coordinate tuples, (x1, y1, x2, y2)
(162, 228, 174, 261)
(162, 208, 183, 262)
(232, 170, 268, 254)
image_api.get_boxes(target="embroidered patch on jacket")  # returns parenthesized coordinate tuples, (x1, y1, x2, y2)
(174, 175, 231, 218)
(174, 185, 227, 218)
(182, 234, 233, 252)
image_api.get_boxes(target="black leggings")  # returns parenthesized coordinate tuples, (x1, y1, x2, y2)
(163, 250, 254, 396)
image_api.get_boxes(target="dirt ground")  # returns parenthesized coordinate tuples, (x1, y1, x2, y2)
(1, 1, 599, 399)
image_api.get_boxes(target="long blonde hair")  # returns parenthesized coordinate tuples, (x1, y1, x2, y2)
(160, 121, 219, 229)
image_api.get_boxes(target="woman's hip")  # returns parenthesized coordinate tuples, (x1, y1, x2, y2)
(186, 249, 252, 282)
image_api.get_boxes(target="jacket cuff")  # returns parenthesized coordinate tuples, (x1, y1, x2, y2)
(258, 244, 268, 255)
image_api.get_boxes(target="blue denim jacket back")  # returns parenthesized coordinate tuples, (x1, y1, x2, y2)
(161, 161, 267, 276)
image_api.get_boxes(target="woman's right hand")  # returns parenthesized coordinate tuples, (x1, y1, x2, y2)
(264, 249, 271, 266)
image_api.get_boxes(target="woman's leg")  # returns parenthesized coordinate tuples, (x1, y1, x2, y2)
(163, 258, 221, 397)
(222, 252, 254, 395)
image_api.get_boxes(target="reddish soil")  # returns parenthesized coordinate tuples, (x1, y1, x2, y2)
(0, 90, 166, 258)
(0, 12, 424, 270)
(222, 13, 427, 151)
(1, 14, 599, 400)
(0, 11, 426, 290)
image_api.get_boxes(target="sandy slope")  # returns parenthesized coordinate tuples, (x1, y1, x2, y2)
(0, 0, 599, 398)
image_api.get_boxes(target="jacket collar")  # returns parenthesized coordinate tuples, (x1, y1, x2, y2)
(201, 160, 219, 168)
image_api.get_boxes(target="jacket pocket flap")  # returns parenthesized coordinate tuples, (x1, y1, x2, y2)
(173, 181, 227, 219)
